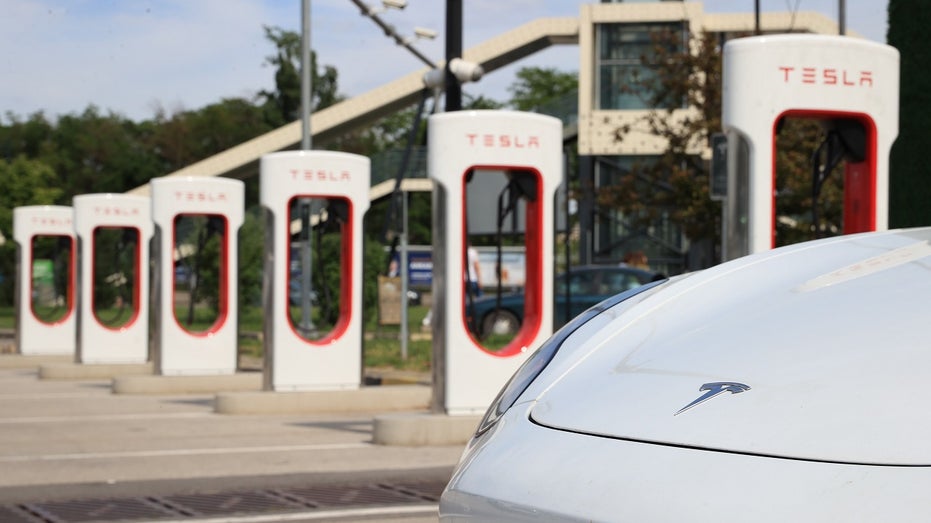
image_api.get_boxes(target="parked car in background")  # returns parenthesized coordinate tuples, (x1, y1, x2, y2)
(441, 228, 931, 521)
(466, 264, 664, 339)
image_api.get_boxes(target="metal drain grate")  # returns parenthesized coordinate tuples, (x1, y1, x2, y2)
(0, 505, 42, 523)
(6, 479, 447, 522)
(20, 497, 181, 522)
(162, 490, 306, 516)
(279, 483, 425, 508)
(391, 480, 446, 501)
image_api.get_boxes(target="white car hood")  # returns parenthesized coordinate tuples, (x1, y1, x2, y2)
(531, 229, 931, 465)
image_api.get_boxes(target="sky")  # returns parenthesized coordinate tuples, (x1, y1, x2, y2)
(1, 0, 890, 123)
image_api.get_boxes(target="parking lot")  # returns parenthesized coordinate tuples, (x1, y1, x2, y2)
(0, 355, 462, 522)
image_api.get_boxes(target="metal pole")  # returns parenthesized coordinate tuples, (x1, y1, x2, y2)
(400, 192, 409, 360)
(754, 0, 761, 35)
(301, 0, 312, 150)
(838, 0, 846, 35)
(300, 201, 315, 332)
(300, 0, 314, 333)
(444, 0, 462, 112)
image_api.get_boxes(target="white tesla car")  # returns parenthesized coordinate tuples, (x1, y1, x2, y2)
(440, 228, 931, 522)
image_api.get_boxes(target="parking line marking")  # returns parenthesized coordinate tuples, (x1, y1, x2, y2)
(142, 504, 437, 523)
(0, 442, 373, 463)
(0, 412, 212, 424)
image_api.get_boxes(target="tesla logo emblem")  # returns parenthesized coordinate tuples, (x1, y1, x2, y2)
(675, 382, 750, 416)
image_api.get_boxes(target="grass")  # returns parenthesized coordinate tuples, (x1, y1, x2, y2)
(364, 336, 432, 372)
(173, 306, 224, 333)
(241, 302, 434, 371)
(91, 306, 136, 328)
(0, 302, 436, 373)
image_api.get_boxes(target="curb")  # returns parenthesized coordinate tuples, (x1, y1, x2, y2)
(373, 412, 482, 446)
(215, 385, 431, 415)
(0, 354, 72, 369)
(113, 372, 263, 395)
(39, 362, 153, 380)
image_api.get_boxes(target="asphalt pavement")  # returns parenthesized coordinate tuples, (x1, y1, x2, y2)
(0, 358, 464, 522)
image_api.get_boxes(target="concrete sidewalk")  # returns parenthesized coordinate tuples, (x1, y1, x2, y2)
(0, 351, 480, 446)
(0, 364, 463, 522)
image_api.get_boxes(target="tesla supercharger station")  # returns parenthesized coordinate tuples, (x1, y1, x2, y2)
(151, 177, 244, 375)
(13, 206, 76, 356)
(722, 34, 899, 260)
(73, 194, 152, 364)
(429, 110, 562, 415)
(260, 151, 370, 391)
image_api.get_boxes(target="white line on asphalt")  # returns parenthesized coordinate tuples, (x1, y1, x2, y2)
(0, 412, 212, 424)
(0, 442, 373, 462)
(0, 392, 114, 400)
(139, 504, 438, 523)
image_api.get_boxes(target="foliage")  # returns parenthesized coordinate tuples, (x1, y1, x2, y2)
(600, 30, 850, 260)
(362, 305, 432, 372)
(90, 228, 139, 328)
(364, 336, 432, 372)
(362, 234, 388, 322)
(0, 306, 12, 330)
(465, 94, 506, 110)
(173, 215, 224, 325)
(238, 207, 265, 309)
(0, 21, 591, 355)
(0, 111, 55, 159)
(258, 25, 341, 126)
(0, 156, 63, 305)
(773, 118, 845, 246)
(507, 67, 578, 112)
(0, 156, 63, 235)
(1, 109, 160, 197)
(888, 0, 931, 227)
(46, 106, 162, 195)
(150, 98, 274, 176)
(597, 31, 721, 244)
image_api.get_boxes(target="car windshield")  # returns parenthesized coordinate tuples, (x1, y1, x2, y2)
(556, 271, 598, 295)
(555, 268, 645, 296)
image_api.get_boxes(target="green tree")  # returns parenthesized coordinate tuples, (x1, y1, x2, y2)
(0, 156, 64, 305)
(238, 207, 265, 310)
(0, 112, 55, 160)
(46, 106, 162, 195)
(259, 26, 341, 127)
(602, 30, 853, 265)
(507, 67, 578, 112)
(465, 94, 506, 110)
(149, 98, 274, 176)
(888, 0, 931, 227)
(598, 32, 722, 250)
(773, 118, 846, 245)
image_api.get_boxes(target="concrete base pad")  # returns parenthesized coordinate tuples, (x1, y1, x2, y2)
(373, 412, 482, 446)
(113, 372, 262, 395)
(0, 354, 72, 369)
(215, 385, 431, 415)
(39, 361, 153, 380)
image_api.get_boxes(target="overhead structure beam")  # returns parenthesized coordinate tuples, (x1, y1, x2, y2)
(127, 16, 579, 196)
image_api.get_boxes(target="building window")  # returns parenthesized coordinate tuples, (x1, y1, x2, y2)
(596, 22, 687, 110)
(593, 155, 688, 275)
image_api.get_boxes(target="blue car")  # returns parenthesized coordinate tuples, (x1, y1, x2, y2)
(466, 264, 664, 339)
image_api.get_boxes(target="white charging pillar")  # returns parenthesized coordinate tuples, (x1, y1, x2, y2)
(429, 110, 563, 415)
(151, 177, 244, 375)
(13, 206, 76, 356)
(260, 151, 370, 391)
(723, 34, 899, 260)
(73, 194, 152, 364)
